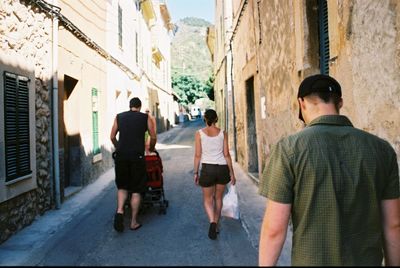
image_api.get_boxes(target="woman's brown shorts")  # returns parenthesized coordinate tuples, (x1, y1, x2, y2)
(199, 163, 230, 187)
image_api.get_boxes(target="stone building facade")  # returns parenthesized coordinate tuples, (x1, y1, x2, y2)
(212, 0, 400, 183)
(210, 0, 236, 160)
(56, 0, 110, 197)
(0, 0, 53, 243)
(0, 0, 176, 244)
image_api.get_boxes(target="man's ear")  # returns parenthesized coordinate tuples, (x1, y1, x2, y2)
(298, 97, 306, 110)
(339, 98, 343, 109)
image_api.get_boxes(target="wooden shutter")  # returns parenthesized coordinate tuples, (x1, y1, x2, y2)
(318, 0, 330, 75)
(4, 72, 31, 182)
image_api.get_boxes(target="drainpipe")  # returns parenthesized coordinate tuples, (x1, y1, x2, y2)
(229, 43, 237, 162)
(51, 0, 61, 209)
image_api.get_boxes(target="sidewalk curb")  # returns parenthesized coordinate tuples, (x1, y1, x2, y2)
(232, 161, 266, 251)
(232, 159, 292, 266)
(0, 169, 115, 266)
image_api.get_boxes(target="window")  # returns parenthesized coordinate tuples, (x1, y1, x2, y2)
(118, 5, 123, 48)
(135, 32, 138, 64)
(318, 0, 330, 74)
(135, 0, 141, 11)
(92, 88, 100, 155)
(3, 72, 32, 182)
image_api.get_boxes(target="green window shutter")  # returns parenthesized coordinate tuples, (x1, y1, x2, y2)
(118, 5, 123, 48)
(318, 0, 330, 75)
(92, 88, 100, 155)
(4, 72, 31, 182)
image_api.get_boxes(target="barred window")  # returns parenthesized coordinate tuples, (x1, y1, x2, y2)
(3, 71, 32, 182)
(92, 88, 100, 155)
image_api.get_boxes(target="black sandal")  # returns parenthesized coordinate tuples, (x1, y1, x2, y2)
(208, 222, 217, 240)
(114, 213, 124, 232)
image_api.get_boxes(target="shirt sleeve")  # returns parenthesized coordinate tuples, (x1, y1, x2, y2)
(382, 149, 400, 199)
(258, 140, 294, 204)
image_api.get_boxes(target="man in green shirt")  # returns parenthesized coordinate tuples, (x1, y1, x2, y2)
(258, 74, 400, 266)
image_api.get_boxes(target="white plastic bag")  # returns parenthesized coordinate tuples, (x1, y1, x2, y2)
(221, 184, 240, 219)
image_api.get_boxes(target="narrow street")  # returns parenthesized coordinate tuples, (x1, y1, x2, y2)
(2, 1, 399, 267)
(21, 119, 258, 266)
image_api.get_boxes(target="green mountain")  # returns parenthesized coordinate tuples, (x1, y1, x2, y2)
(171, 17, 213, 82)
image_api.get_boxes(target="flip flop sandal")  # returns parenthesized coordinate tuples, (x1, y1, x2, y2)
(130, 223, 142, 231)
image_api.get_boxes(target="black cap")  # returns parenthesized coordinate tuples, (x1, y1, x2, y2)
(297, 74, 341, 121)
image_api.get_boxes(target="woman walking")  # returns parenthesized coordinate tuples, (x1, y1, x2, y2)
(193, 109, 236, 240)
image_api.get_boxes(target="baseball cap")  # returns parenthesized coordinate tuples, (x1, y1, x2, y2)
(297, 74, 341, 121)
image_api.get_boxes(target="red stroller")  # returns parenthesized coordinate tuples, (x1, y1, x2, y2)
(142, 151, 168, 214)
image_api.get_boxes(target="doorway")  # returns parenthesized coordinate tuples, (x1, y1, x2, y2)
(62, 75, 82, 187)
(246, 76, 259, 177)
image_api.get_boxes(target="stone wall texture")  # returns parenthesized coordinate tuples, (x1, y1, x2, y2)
(0, 0, 53, 243)
(231, 0, 259, 172)
(227, 0, 400, 179)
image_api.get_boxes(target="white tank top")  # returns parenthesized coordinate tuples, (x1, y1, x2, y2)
(199, 129, 227, 165)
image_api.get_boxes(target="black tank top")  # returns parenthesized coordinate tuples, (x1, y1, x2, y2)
(116, 110, 148, 160)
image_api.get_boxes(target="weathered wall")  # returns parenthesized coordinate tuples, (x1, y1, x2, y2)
(338, 0, 400, 156)
(256, 0, 299, 176)
(214, 61, 227, 131)
(228, 0, 400, 180)
(0, 0, 52, 243)
(231, 0, 260, 174)
(213, 0, 227, 131)
(257, 0, 400, 171)
(57, 0, 111, 192)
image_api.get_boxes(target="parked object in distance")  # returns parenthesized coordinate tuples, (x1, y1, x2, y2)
(190, 106, 201, 118)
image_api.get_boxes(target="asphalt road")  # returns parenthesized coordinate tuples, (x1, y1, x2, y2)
(26, 118, 258, 266)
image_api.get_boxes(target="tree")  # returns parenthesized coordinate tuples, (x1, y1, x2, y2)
(204, 74, 214, 101)
(172, 74, 208, 106)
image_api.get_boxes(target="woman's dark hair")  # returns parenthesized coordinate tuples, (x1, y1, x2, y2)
(204, 109, 218, 126)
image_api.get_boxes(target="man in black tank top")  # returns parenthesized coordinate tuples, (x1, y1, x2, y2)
(110, 97, 157, 232)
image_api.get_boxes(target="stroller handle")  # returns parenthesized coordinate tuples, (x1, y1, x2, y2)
(112, 150, 159, 160)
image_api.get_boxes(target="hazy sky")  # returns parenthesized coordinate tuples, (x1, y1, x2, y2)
(167, 0, 215, 23)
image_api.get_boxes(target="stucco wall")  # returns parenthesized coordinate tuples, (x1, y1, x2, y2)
(227, 0, 400, 180)
(0, 0, 53, 243)
(339, 0, 400, 155)
(257, 0, 300, 175)
(57, 8, 110, 190)
(231, 0, 262, 175)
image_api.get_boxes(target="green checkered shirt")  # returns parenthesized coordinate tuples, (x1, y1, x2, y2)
(259, 115, 400, 266)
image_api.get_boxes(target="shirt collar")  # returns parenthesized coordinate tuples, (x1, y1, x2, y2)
(307, 115, 353, 127)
